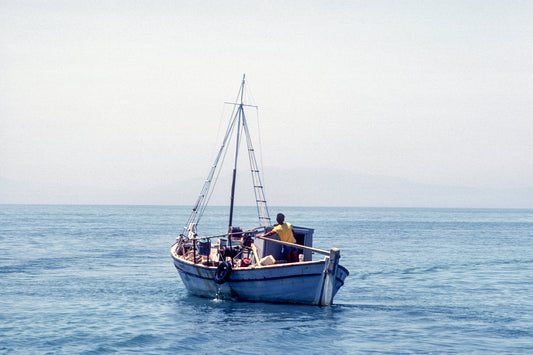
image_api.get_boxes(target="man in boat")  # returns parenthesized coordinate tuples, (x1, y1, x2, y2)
(259, 213, 299, 263)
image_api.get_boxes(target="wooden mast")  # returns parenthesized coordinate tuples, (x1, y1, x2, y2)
(228, 74, 246, 231)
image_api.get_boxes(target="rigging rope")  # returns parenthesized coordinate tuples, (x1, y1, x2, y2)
(182, 76, 271, 235)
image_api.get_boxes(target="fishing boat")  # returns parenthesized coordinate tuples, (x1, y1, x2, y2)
(170, 75, 349, 305)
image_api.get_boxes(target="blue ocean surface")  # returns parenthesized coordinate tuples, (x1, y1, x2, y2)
(1, 205, 532, 354)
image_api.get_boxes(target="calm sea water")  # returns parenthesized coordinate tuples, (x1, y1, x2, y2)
(1, 205, 532, 354)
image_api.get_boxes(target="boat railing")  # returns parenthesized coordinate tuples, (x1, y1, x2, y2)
(255, 235, 331, 256)
(176, 228, 332, 265)
(184, 228, 262, 241)
(181, 230, 330, 256)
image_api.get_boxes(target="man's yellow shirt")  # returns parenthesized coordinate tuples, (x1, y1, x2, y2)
(272, 223, 296, 244)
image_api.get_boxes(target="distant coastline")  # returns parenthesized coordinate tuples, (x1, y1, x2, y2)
(2, 170, 532, 209)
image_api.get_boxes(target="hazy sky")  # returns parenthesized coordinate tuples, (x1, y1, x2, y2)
(1, 1, 532, 206)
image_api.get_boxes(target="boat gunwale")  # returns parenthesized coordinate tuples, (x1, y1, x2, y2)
(170, 241, 349, 274)
(170, 242, 327, 272)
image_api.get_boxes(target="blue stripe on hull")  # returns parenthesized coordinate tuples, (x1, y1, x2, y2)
(174, 263, 323, 282)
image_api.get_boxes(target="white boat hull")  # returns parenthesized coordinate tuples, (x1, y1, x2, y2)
(170, 242, 349, 305)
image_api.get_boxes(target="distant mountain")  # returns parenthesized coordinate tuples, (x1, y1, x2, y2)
(0, 176, 129, 205)
(1, 170, 532, 208)
(260, 167, 533, 208)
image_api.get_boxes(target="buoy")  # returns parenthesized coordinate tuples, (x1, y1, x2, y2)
(214, 261, 232, 284)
